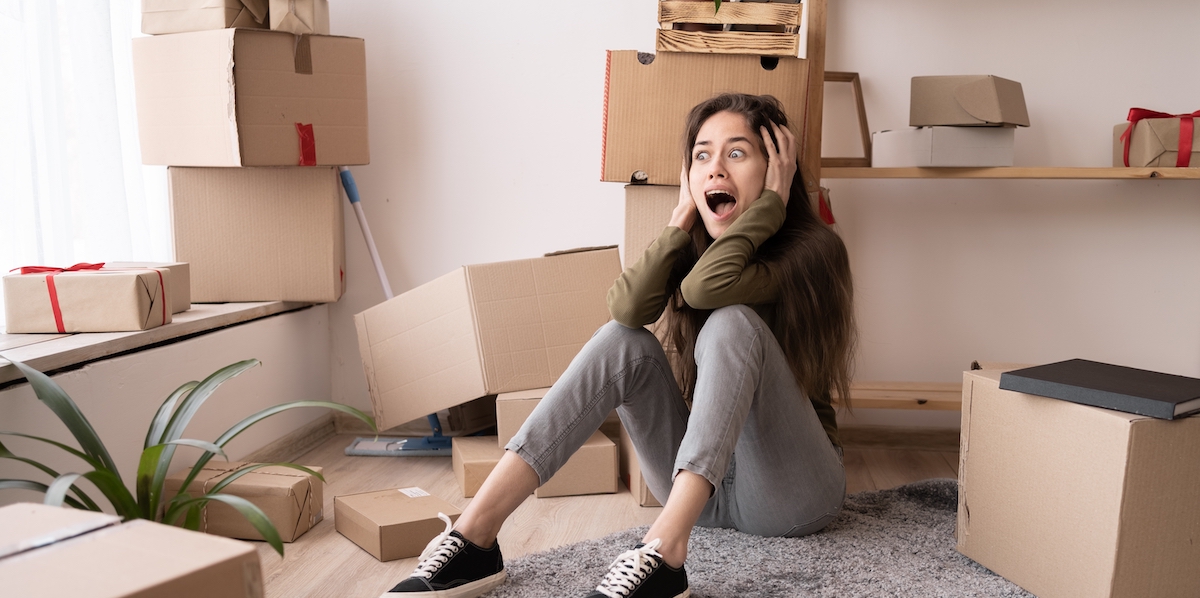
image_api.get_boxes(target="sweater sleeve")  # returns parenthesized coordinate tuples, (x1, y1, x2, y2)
(607, 225, 691, 328)
(680, 189, 786, 310)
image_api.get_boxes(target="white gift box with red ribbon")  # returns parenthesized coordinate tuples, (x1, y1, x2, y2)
(3, 263, 173, 334)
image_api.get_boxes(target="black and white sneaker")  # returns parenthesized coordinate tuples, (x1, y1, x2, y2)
(381, 513, 506, 598)
(584, 539, 690, 598)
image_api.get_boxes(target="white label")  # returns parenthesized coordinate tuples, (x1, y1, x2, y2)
(398, 487, 430, 498)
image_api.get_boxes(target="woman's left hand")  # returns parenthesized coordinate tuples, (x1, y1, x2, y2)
(761, 121, 797, 206)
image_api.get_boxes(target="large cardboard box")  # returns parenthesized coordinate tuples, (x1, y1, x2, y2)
(334, 488, 462, 561)
(1112, 120, 1200, 167)
(354, 247, 621, 431)
(107, 261, 192, 314)
(602, 50, 810, 185)
(132, 29, 368, 167)
(0, 503, 263, 598)
(141, 0, 269, 35)
(871, 127, 1015, 167)
(910, 75, 1030, 128)
(169, 166, 345, 303)
(957, 369, 1200, 598)
(535, 431, 619, 499)
(452, 436, 505, 498)
(3, 267, 172, 333)
(619, 422, 663, 507)
(163, 462, 324, 543)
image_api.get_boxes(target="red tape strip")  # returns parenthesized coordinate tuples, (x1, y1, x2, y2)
(295, 122, 317, 166)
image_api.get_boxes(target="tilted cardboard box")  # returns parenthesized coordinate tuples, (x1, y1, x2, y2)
(334, 488, 462, 561)
(354, 247, 621, 432)
(910, 75, 1030, 128)
(141, 0, 269, 35)
(3, 267, 172, 333)
(163, 462, 324, 543)
(1112, 120, 1200, 167)
(871, 127, 1015, 167)
(132, 29, 368, 167)
(957, 369, 1200, 598)
(452, 436, 505, 498)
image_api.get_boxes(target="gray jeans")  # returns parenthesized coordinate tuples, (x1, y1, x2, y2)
(507, 305, 845, 537)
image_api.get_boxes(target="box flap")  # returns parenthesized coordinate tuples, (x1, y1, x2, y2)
(954, 76, 1030, 127)
(0, 504, 120, 560)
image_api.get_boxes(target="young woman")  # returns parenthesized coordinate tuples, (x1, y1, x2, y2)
(384, 93, 856, 598)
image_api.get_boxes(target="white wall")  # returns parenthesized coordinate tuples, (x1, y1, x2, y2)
(325, 0, 1200, 428)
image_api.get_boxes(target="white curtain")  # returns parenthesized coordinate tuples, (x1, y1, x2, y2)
(0, 0, 170, 330)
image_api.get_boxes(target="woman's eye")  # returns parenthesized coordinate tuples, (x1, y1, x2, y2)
(695, 151, 709, 161)
(729, 149, 745, 158)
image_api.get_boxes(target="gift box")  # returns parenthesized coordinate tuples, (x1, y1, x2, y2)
(1112, 108, 1200, 167)
(163, 462, 324, 543)
(909, 75, 1030, 128)
(270, 0, 329, 35)
(334, 488, 462, 561)
(141, 0, 269, 35)
(3, 264, 172, 333)
(106, 261, 191, 314)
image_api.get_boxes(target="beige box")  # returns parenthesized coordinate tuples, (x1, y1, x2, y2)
(334, 488, 462, 561)
(269, 0, 329, 35)
(133, 29, 368, 167)
(0, 503, 262, 598)
(169, 166, 345, 303)
(495, 388, 546, 447)
(871, 127, 1015, 167)
(1112, 120, 1200, 167)
(3, 267, 171, 333)
(354, 247, 621, 432)
(957, 369, 1200, 598)
(910, 75, 1030, 127)
(141, 0, 269, 35)
(452, 436, 505, 498)
(163, 462, 323, 543)
(536, 430, 619, 499)
(602, 50, 811, 185)
(623, 184, 678, 269)
(107, 261, 192, 314)
(619, 422, 663, 507)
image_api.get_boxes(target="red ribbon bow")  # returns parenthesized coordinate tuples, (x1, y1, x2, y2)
(14, 262, 105, 275)
(10, 262, 167, 334)
(1120, 108, 1200, 167)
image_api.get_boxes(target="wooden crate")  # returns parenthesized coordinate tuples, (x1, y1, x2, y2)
(656, 1, 806, 57)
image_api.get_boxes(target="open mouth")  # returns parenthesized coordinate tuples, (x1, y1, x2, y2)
(706, 190, 737, 218)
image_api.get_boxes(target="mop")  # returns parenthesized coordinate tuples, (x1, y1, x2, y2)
(339, 166, 453, 457)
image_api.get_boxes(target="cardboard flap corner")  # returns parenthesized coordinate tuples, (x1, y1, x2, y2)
(954, 77, 1030, 127)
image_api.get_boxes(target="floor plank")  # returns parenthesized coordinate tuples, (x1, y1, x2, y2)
(842, 448, 876, 494)
(858, 448, 958, 490)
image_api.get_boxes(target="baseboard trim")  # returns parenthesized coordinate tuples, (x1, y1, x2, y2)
(840, 425, 960, 451)
(243, 414, 336, 463)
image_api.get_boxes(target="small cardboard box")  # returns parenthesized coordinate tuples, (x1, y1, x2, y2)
(495, 388, 546, 447)
(452, 436, 505, 498)
(603, 50, 811, 185)
(3, 267, 172, 333)
(910, 75, 1030, 128)
(354, 247, 621, 432)
(871, 127, 1015, 167)
(107, 261, 192, 314)
(957, 369, 1200, 598)
(0, 503, 263, 598)
(132, 29, 368, 167)
(619, 422, 663, 507)
(269, 0, 329, 35)
(1112, 120, 1200, 167)
(163, 462, 324, 543)
(141, 0, 269, 35)
(623, 184, 678, 269)
(536, 430, 619, 499)
(334, 488, 462, 561)
(169, 166, 345, 303)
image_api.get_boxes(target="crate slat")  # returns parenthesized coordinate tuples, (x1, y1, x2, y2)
(658, 1, 802, 27)
(656, 29, 801, 56)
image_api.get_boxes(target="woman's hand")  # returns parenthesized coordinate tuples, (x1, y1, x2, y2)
(668, 163, 698, 232)
(761, 121, 797, 206)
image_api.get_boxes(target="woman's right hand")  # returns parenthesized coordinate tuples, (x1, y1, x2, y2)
(668, 163, 698, 232)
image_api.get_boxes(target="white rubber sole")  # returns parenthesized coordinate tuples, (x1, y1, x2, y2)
(380, 570, 507, 598)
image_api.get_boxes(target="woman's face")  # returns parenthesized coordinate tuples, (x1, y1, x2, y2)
(688, 110, 768, 239)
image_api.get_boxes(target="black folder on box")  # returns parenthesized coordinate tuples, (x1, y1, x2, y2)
(999, 359, 1200, 420)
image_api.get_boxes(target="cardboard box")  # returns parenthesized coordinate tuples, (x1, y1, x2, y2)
(163, 462, 323, 543)
(0, 503, 263, 598)
(447, 395, 498, 435)
(3, 267, 172, 333)
(169, 166, 345, 303)
(354, 247, 621, 432)
(619, 422, 662, 507)
(132, 29, 368, 167)
(871, 127, 1015, 167)
(495, 388, 546, 447)
(141, 0, 269, 35)
(1112, 120, 1200, 167)
(623, 184, 678, 269)
(957, 369, 1200, 598)
(107, 261, 192, 314)
(602, 50, 811, 185)
(910, 75, 1030, 127)
(334, 488, 462, 561)
(270, 0, 329, 35)
(452, 436, 505, 498)
(535, 430, 619, 498)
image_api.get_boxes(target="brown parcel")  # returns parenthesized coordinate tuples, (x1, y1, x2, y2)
(132, 29, 368, 167)
(3, 268, 171, 333)
(452, 436, 505, 498)
(107, 261, 192, 314)
(0, 503, 263, 598)
(162, 462, 323, 543)
(1112, 120, 1200, 167)
(169, 166, 345, 303)
(334, 488, 462, 561)
(909, 75, 1030, 127)
(141, 0, 269, 35)
(602, 50, 810, 185)
(354, 247, 621, 432)
(535, 431, 618, 499)
(957, 370, 1200, 598)
(270, 0, 329, 35)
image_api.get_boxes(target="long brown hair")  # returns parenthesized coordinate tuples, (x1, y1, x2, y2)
(662, 93, 857, 411)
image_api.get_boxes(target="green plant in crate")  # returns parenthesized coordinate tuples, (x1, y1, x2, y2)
(0, 357, 376, 555)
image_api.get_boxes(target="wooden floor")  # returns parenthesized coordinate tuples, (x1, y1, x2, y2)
(257, 433, 959, 597)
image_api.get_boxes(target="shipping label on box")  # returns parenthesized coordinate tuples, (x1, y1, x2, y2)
(163, 462, 324, 543)
(354, 247, 621, 431)
(910, 75, 1030, 128)
(871, 127, 1015, 168)
(603, 50, 810, 185)
(3, 266, 172, 333)
(169, 166, 345, 303)
(452, 436, 505, 498)
(535, 430, 618, 498)
(133, 29, 368, 167)
(1112, 119, 1200, 167)
(334, 488, 462, 561)
(141, 0, 269, 35)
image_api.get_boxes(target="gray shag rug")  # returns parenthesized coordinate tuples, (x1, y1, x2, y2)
(483, 479, 1032, 597)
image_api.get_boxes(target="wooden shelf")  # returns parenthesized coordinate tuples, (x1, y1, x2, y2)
(835, 381, 962, 411)
(821, 167, 1200, 180)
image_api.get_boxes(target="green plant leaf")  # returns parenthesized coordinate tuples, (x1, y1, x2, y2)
(1, 439, 101, 511)
(714, 0, 721, 14)
(0, 479, 87, 509)
(0, 431, 104, 470)
(175, 494, 284, 556)
(162, 491, 195, 527)
(74, 469, 140, 520)
(206, 462, 324, 496)
(44, 472, 84, 507)
(162, 360, 261, 444)
(138, 439, 228, 519)
(183, 503, 202, 531)
(145, 381, 198, 449)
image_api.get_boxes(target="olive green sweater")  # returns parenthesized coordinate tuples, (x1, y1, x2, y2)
(607, 189, 840, 447)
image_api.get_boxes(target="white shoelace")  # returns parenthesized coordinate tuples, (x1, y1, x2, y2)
(594, 538, 665, 598)
(410, 512, 464, 580)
